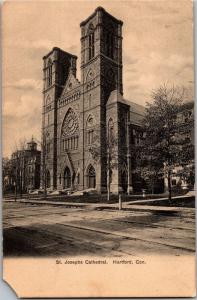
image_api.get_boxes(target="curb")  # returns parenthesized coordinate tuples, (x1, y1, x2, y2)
(3, 199, 195, 212)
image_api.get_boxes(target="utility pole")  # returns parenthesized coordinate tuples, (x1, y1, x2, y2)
(39, 133, 47, 198)
(107, 147, 110, 201)
(107, 121, 111, 201)
(20, 168, 22, 198)
(16, 153, 20, 199)
(34, 135, 47, 198)
(126, 111, 132, 195)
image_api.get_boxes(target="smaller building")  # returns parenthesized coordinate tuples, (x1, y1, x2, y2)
(4, 138, 41, 194)
(164, 101, 194, 191)
(25, 139, 41, 191)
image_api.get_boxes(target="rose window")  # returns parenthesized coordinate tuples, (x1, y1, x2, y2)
(62, 108, 79, 138)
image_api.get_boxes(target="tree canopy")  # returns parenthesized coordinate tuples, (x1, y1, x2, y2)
(135, 85, 194, 198)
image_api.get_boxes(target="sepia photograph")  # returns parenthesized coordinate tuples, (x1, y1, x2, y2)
(2, 0, 196, 297)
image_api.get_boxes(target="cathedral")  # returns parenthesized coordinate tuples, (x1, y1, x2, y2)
(41, 7, 145, 194)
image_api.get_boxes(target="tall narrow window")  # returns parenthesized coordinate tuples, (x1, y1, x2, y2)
(110, 34, 114, 59)
(88, 32, 94, 60)
(106, 33, 110, 57)
(106, 29, 114, 59)
(86, 114, 95, 145)
(47, 59, 53, 87)
(88, 24, 95, 60)
(71, 137, 74, 149)
(87, 130, 94, 144)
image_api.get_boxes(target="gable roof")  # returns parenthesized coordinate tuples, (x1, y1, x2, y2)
(125, 99, 145, 116)
(107, 90, 145, 115)
(107, 90, 145, 126)
(61, 71, 80, 98)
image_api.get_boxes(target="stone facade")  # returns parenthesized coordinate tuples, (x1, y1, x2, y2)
(41, 7, 145, 193)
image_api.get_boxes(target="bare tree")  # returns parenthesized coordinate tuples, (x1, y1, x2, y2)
(10, 138, 28, 198)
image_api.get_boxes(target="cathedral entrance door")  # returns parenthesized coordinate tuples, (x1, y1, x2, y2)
(64, 167, 71, 188)
(87, 165, 96, 188)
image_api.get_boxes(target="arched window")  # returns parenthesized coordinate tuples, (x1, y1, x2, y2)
(64, 167, 71, 188)
(61, 108, 79, 151)
(86, 114, 95, 145)
(47, 59, 53, 87)
(87, 130, 94, 144)
(106, 26, 114, 59)
(88, 24, 95, 60)
(46, 170, 51, 188)
(87, 165, 96, 188)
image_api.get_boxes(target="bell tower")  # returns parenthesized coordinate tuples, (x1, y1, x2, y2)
(42, 47, 77, 189)
(80, 7, 123, 97)
(80, 7, 123, 191)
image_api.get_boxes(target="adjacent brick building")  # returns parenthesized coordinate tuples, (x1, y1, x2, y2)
(8, 139, 41, 193)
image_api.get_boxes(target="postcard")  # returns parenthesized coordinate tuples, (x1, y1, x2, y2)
(2, 0, 195, 298)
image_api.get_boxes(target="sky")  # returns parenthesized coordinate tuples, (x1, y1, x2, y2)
(2, 0, 194, 157)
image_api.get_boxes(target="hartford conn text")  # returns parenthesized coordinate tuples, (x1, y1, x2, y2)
(56, 259, 146, 265)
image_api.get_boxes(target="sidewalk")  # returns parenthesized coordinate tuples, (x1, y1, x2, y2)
(126, 192, 195, 205)
(4, 193, 195, 212)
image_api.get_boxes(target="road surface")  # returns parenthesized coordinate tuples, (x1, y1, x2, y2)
(3, 201, 195, 257)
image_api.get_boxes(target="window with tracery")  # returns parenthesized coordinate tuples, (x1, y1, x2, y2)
(61, 108, 79, 151)
(62, 136, 79, 151)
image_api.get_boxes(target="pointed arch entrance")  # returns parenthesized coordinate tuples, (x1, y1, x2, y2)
(87, 165, 96, 188)
(64, 167, 71, 188)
